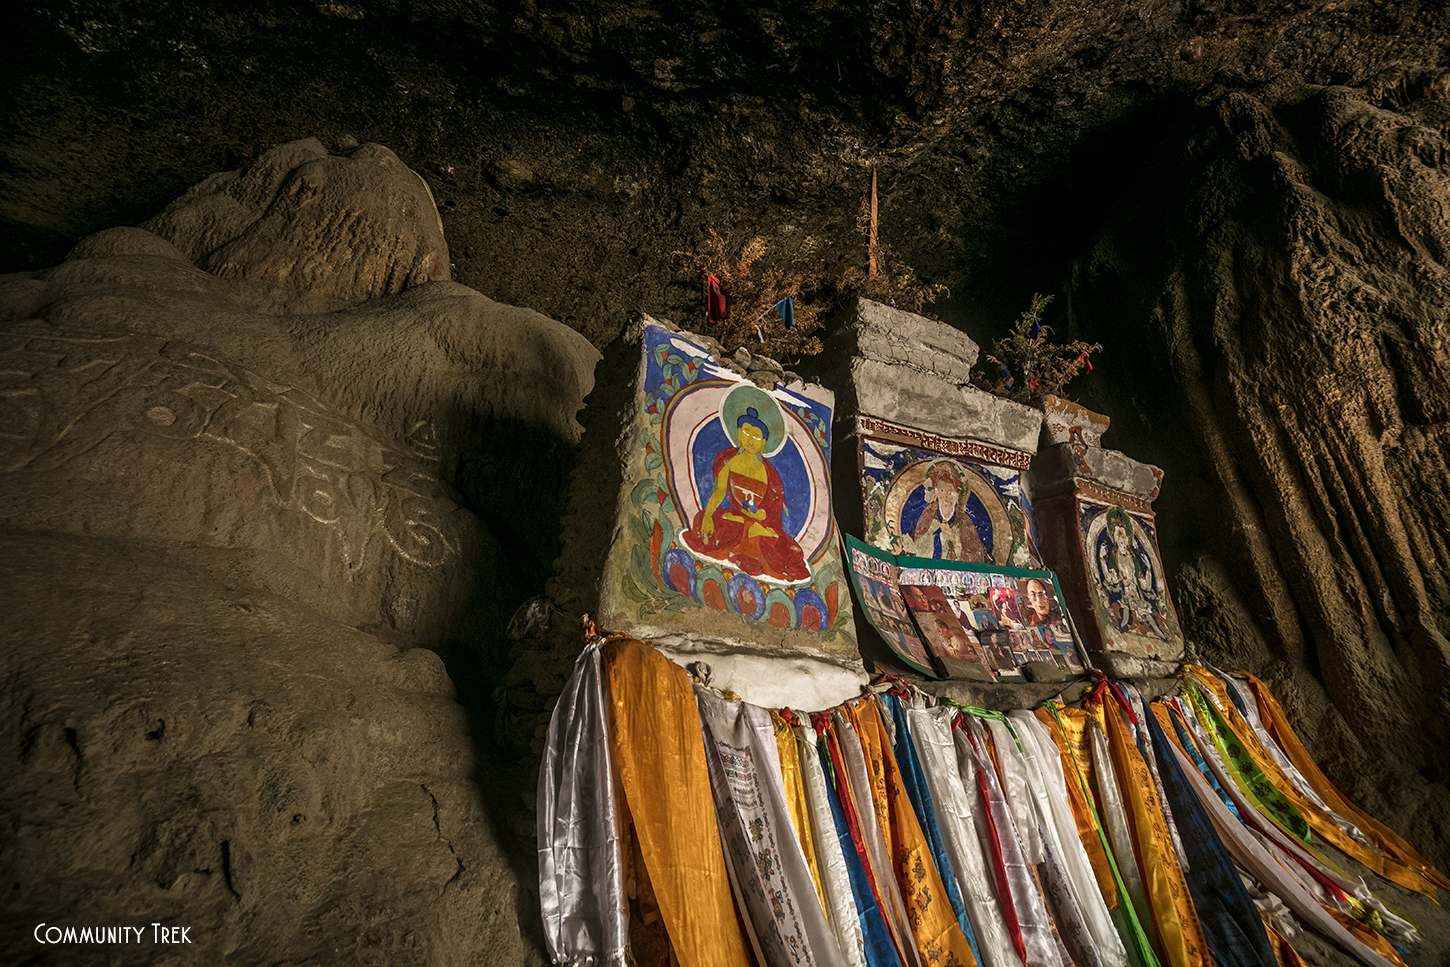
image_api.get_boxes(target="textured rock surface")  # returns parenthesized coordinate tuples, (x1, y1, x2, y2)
(0, 531, 540, 966)
(143, 138, 450, 302)
(1066, 72, 1450, 872)
(0, 144, 600, 964)
(849, 299, 981, 382)
(5, 2, 1450, 962)
(9, 2, 1448, 346)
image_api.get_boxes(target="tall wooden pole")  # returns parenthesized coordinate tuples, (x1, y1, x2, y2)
(868, 168, 880, 280)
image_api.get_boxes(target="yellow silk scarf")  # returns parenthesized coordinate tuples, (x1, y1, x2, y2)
(1242, 671, 1450, 897)
(847, 698, 981, 967)
(772, 710, 830, 916)
(1090, 692, 1211, 967)
(1326, 908, 1409, 967)
(1034, 705, 1120, 908)
(602, 636, 753, 967)
(1183, 666, 1441, 899)
(1263, 921, 1307, 967)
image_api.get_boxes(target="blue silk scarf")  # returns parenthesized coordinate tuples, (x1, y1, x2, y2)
(1145, 705, 1278, 967)
(818, 736, 906, 967)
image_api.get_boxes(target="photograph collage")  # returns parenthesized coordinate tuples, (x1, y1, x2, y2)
(846, 535, 1087, 680)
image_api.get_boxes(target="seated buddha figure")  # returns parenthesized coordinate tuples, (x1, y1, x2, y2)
(682, 407, 811, 583)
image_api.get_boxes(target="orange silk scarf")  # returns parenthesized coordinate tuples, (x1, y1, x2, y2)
(1241, 671, 1450, 897)
(1034, 705, 1120, 908)
(602, 637, 753, 967)
(846, 698, 981, 967)
(1088, 692, 1212, 967)
(1184, 666, 1441, 899)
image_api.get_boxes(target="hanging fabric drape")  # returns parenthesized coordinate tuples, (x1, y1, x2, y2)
(847, 697, 982, 967)
(817, 716, 909, 967)
(1009, 709, 1129, 967)
(695, 685, 847, 967)
(1034, 707, 1123, 913)
(774, 711, 830, 912)
(540, 634, 1446, 967)
(602, 637, 753, 967)
(905, 705, 1023, 967)
(1141, 702, 1278, 967)
(1240, 672, 1450, 896)
(798, 723, 872, 967)
(956, 716, 1060, 967)
(1091, 689, 1213, 967)
(1151, 711, 1402, 967)
(836, 707, 923, 967)
(882, 692, 980, 962)
(1158, 696, 1423, 953)
(1182, 666, 1441, 898)
(537, 636, 630, 967)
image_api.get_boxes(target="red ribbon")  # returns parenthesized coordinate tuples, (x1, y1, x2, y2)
(705, 272, 726, 323)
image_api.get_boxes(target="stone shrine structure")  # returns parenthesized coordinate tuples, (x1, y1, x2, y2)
(1030, 397, 1186, 666)
(593, 315, 866, 708)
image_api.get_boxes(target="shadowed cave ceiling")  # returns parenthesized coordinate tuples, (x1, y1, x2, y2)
(4, 1, 1450, 964)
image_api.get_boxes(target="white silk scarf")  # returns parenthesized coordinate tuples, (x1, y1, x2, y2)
(797, 724, 870, 967)
(958, 717, 1060, 967)
(1009, 710, 1128, 967)
(834, 710, 922, 967)
(537, 638, 629, 967)
(906, 706, 1021, 967)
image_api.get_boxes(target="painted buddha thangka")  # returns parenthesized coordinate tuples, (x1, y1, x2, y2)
(600, 321, 854, 651)
(682, 402, 811, 583)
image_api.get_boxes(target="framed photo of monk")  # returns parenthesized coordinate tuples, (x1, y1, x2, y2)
(898, 583, 998, 680)
(895, 555, 1088, 678)
(844, 535, 937, 677)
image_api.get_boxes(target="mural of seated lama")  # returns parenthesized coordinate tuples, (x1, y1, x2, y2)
(1029, 397, 1185, 661)
(596, 316, 860, 698)
(822, 298, 1059, 678)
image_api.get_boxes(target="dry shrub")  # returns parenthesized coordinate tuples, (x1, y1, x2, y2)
(974, 293, 1102, 405)
(838, 192, 948, 315)
(672, 230, 825, 360)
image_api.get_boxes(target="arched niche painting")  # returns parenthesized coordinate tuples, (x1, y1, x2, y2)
(860, 437, 1043, 571)
(600, 322, 855, 657)
(1079, 501, 1182, 655)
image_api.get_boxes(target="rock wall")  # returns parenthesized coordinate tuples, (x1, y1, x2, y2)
(0, 141, 600, 964)
(1065, 70, 1450, 870)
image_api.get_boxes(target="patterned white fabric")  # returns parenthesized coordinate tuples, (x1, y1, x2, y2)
(1009, 710, 1129, 967)
(957, 717, 1060, 967)
(695, 686, 847, 967)
(797, 724, 870, 967)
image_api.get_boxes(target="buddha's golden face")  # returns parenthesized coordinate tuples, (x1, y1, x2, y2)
(738, 422, 766, 455)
